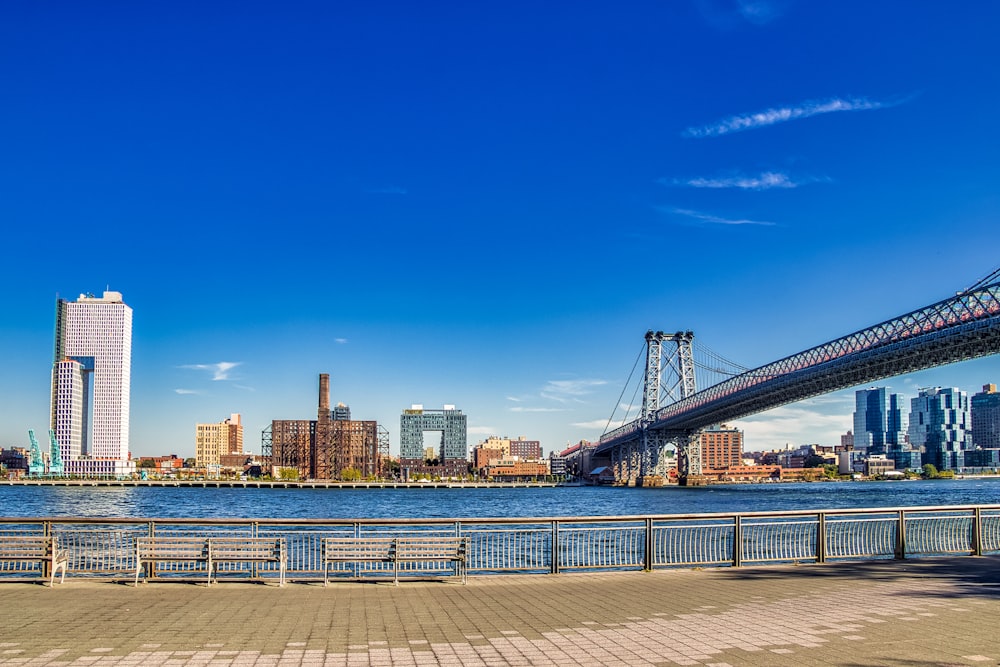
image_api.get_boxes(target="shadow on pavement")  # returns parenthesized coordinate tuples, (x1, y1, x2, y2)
(711, 555, 1000, 600)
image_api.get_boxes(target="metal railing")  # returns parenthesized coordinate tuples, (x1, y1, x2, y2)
(2, 504, 999, 582)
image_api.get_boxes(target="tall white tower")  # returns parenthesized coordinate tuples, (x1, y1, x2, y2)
(51, 291, 134, 476)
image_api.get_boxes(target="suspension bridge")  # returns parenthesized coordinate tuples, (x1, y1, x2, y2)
(596, 268, 1000, 486)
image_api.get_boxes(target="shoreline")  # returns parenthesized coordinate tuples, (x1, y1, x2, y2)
(0, 479, 566, 489)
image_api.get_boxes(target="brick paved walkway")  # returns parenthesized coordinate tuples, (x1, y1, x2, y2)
(2, 556, 1000, 666)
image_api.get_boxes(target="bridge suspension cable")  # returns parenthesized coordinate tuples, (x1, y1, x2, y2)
(602, 340, 646, 436)
(963, 265, 1000, 294)
(693, 342, 749, 391)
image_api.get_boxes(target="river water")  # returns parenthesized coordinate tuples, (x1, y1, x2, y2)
(2, 478, 1000, 519)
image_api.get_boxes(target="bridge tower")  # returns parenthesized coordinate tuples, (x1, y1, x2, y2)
(637, 331, 699, 486)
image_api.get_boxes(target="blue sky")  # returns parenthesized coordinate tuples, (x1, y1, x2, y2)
(1, 1, 998, 457)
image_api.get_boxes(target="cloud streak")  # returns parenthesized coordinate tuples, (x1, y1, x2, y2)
(174, 388, 200, 395)
(180, 361, 242, 381)
(571, 419, 612, 430)
(733, 399, 850, 452)
(738, 0, 785, 25)
(541, 379, 608, 404)
(684, 96, 898, 138)
(661, 207, 776, 227)
(667, 171, 824, 190)
(509, 406, 568, 413)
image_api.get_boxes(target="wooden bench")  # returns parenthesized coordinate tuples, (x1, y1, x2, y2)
(322, 536, 395, 586)
(134, 536, 210, 586)
(0, 535, 68, 586)
(393, 536, 469, 585)
(210, 537, 286, 587)
(322, 536, 469, 585)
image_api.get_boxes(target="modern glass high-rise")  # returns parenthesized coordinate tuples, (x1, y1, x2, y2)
(853, 388, 908, 455)
(908, 387, 971, 471)
(971, 384, 1000, 448)
(399, 405, 467, 463)
(50, 291, 132, 469)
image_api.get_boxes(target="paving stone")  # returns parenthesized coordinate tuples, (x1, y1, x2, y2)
(4, 556, 1000, 665)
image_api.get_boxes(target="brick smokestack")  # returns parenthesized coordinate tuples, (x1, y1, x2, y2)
(318, 373, 330, 415)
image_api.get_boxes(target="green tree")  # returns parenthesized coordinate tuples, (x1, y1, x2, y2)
(138, 459, 157, 469)
(340, 467, 362, 481)
(184, 457, 197, 468)
(921, 463, 939, 479)
(276, 467, 300, 480)
(803, 454, 827, 468)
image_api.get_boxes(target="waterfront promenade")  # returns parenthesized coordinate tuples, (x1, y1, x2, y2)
(2, 556, 1000, 666)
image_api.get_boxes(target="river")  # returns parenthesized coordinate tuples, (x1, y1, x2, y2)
(2, 478, 1000, 519)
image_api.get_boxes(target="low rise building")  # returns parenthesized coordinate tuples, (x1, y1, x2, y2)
(485, 457, 549, 480)
(195, 414, 244, 468)
(864, 455, 895, 477)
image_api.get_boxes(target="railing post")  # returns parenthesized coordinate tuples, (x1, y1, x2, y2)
(644, 518, 653, 571)
(816, 512, 826, 564)
(550, 520, 560, 574)
(251, 521, 259, 579)
(733, 515, 742, 567)
(148, 521, 156, 580)
(895, 510, 906, 560)
(41, 520, 52, 580)
(972, 507, 983, 557)
(455, 521, 464, 577)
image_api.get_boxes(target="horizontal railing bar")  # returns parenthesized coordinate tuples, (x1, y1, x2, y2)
(4, 504, 1000, 526)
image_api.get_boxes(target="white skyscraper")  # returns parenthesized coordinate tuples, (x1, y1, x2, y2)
(50, 291, 134, 477)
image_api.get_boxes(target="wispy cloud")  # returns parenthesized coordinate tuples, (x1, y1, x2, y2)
(684, 96, 900, 138)
(467, 426, 497, 436)
(505, 396, 523, 402)
(541, 379, 607, 404)
(509, 406, 568, 413)
(174, 388, 200, 395)
(660, 207, 776, 227)
(571, 419, 612, 430)
(233, 384, 256, 392)
(697, 0, 786, 30)
(733, 398, 850, 451)
(365, 186, 408, 195)
(738, 0, 784, 25)
(666, 171, 824, 190)
(180, 361, 242, 381)
(334, 338, 348, 344)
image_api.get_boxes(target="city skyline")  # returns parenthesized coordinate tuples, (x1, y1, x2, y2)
(1, 2, 998, 457)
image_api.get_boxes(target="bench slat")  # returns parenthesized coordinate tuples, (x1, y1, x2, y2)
(0, 536, 68, 586)
(321, 537, 468, 586)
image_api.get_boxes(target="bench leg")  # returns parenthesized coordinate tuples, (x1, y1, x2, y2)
(279, 561, 285, 588)
(50, 560, 67, 587)
(134, 560, 142, 587)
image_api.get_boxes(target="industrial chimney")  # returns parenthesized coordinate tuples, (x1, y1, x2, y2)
(318, 373, 330, 420)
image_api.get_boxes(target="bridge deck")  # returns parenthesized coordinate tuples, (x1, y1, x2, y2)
(3, 556, 999, 665)
(600, 281, 1000, 457)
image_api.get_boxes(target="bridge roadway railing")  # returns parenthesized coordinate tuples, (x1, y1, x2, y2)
(600, 281, 1000, 451)
(2, 505, 1000, 581)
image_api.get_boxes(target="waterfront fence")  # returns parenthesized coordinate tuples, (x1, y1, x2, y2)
(2, 505, 999, 582)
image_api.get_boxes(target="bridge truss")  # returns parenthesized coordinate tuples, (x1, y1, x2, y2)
(599, 278, 1000, 485)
